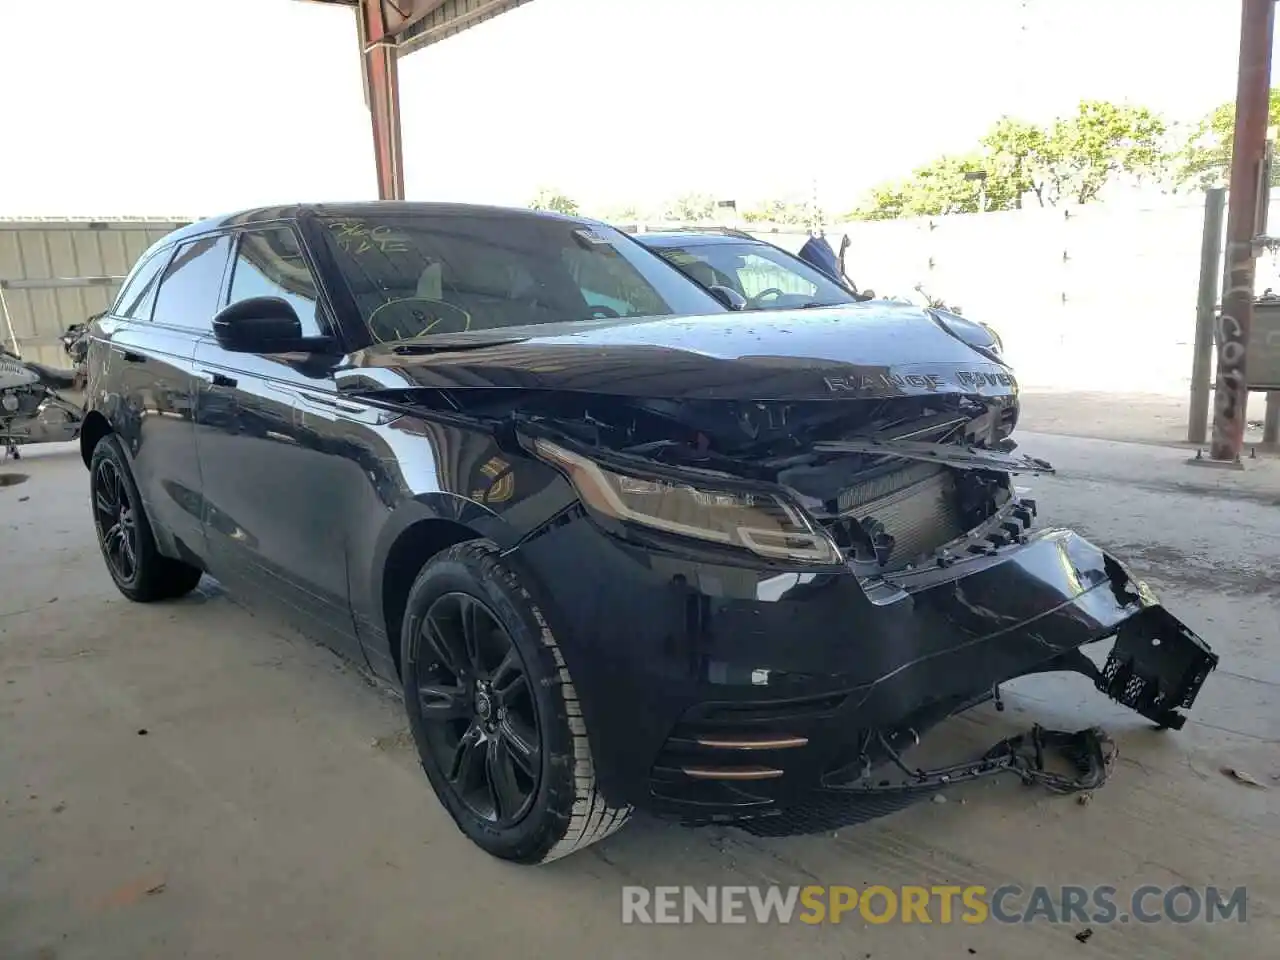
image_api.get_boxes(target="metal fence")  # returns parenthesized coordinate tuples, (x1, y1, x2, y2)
(0, 219, 189, 368)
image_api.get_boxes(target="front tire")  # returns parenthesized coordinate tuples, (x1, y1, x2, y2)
(401, 540, 630, 864)
(90, 434, 203, 602)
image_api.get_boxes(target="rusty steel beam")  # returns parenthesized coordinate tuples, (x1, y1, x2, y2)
(1211, 0, 1276, 461)
(366, 0, 451, 43)
(358, 0, 406, 200)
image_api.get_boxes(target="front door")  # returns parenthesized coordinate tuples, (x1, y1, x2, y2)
(192, 223, 369, 667)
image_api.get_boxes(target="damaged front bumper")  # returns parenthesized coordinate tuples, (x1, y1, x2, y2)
(513, 514, 1219, 828)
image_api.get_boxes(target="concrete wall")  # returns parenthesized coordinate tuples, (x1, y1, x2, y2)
(628, 199, 1276, 394)
(821, 197, 1280, 394)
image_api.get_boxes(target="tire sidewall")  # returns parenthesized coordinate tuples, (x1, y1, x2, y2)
(401, 544, 577, 862)
(90, 434, 152, 597)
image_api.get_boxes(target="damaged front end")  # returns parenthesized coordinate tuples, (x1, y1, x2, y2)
(494, 383, 1218, 831)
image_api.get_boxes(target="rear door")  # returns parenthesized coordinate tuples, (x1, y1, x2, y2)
(191, 223, 369, 667)
(101, 234, 230, 562)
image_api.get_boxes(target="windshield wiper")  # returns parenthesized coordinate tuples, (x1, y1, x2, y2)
(391, 336, 528, 355)
(800, 301, 847, 309)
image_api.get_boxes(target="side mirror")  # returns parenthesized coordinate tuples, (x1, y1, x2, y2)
(858, 289, 876, 301)
(212, 297, 332, 353)
(707, 285, 747, 311)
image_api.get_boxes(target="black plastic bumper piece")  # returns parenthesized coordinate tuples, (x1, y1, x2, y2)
(733, 725, 1115, 838)
(1096, 606, 1219, 730)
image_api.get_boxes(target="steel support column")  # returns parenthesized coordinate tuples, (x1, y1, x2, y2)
(1188, 187, 1226, 444)
(1210, 0, 1276, 461)
(358, 1, 405, 200)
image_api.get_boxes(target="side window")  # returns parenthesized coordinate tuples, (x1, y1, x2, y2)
(151, 234, 233, 332)
(560, 246, 668, 318)
(227, 227, 325, 336)
(659, 249, 739, 293)
(735, 253, 817, 299)
(112, 248, 170, 321)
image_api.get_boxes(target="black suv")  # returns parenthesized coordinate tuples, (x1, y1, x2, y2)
(81, 203, 1217, 864)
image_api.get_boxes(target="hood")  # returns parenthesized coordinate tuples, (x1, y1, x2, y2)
(338, 302, 1017, 403)
(929, 307, 1003, 357)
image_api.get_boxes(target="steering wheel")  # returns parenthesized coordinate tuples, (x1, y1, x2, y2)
(588, 305, 620, 319)
(749, 288, 786, 307)
(366, 298, 472, 343)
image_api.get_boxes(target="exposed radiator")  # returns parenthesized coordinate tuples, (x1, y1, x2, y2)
(835, 462, 967, 569)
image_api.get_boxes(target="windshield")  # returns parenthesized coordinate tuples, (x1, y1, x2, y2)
(316, 213, 724, 343)
(648, 239, 856, 311)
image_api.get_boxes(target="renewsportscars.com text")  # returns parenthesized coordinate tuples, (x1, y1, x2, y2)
(621, 885, 1247, 925)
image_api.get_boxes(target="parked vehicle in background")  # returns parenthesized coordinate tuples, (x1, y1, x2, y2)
(636, 228, 1005, 359)
(81, 202, 1216, 865)
(0, 330, 85, 459)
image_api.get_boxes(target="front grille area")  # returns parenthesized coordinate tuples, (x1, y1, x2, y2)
(834, 462, 968, 569)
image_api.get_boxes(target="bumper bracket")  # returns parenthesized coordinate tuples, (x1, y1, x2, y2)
(734, 725, 1115, 838)
(1096, 607, 1219, 730)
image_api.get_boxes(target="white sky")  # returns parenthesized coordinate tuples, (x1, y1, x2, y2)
(0, 0, 1274, 217)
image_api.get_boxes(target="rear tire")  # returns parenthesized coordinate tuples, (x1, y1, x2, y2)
(90, 433, 203, 602)
(401, 540, 630, 863)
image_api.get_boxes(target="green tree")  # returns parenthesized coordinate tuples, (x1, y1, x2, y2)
(600, 204, 641, 223)
(980, 117, 1049, 208)
(741, 198, 819, 225)
(1040, 100, 1166, 204)
(848, 100, 1167, 219)
(848, 153, 989, 219)
(529, 188, 579, 215)
(663, 193, 717, 222)
(1176, 88, 1280, 189)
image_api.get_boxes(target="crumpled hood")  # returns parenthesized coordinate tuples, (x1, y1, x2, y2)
(340, 301, 1018, 402)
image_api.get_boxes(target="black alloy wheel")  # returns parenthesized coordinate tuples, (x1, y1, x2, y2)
(415, 591, 541, 826)
(401, 541, 631, 863)
(89, 434, 203, 602)
(93, 456, 139, 586)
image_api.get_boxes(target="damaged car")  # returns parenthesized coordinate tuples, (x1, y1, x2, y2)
(80, 203, 1218, 864)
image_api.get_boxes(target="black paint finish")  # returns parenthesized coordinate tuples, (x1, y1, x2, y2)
(81, 203, 1217, 822)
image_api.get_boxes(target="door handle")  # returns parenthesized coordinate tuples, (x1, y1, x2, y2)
(203, 370, 237, 388)
(292, 389, 390, 424)
(297, 391, 368, 415)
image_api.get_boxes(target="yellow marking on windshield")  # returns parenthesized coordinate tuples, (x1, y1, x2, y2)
(327, 219, 410, 254)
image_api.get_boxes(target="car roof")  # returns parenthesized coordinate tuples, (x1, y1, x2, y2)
(633, 230, 769, 247)
(159, 201, 597, 246)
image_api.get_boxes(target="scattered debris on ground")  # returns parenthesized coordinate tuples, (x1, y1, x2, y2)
(1221, 767, 1268, 788)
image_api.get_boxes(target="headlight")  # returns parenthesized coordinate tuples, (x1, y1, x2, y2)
(533, 439, 842, 565)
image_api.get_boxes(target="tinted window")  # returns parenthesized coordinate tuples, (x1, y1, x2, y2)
(318, 214, 723, 343)
(113, 248, 170, 321)
(151, 234, 232, 331)
(653, 241, 853, 310)
(228, 227, 324, 336)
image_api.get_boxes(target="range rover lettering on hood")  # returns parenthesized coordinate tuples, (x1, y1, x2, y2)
(825, 369, 1017, 394)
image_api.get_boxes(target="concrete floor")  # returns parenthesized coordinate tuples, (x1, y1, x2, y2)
(2, 409, 1277, 959)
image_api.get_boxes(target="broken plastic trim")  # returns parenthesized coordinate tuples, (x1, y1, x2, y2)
(813, 437, 1054, 474)
(729, 726, 1115, 837)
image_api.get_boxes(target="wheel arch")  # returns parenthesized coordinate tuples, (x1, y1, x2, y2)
(371, 488, 529, 680)
(79, 410, 113, 468)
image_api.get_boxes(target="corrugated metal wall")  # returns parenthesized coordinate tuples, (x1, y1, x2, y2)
(0, 219, 189, 368)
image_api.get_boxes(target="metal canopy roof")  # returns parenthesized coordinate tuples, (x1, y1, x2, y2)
(298, 0, 540, 200)
(302, 0, 533, 53)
